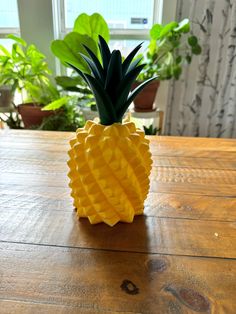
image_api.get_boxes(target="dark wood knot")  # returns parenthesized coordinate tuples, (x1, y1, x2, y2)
(165, 286, 210, 312)
(120, 280, 139, 295)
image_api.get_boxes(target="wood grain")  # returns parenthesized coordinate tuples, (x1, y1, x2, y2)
(2, 169, 236, 197)
(145, 193, 236, 221)
(2, 186, 236, 221)
(1, 209, 236, 258)
(0, 130, 236, 313)
(152, 156, 236, 170)
(0, 242, 235, 314)
(2, 156, 236, 174)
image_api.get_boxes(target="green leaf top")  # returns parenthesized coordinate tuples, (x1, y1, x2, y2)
(67, 35, 157, 125)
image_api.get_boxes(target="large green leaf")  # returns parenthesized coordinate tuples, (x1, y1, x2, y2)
(159, 21, 178, 38)
(51, 32, 97, 73)
(55, 76, 82, 88)
(7, 34, 26, 47)
(26, 44, 45, 61)
(42, 96, 70, 111)
(73, 13, 110, 44)
(174, 18, 190, 33)
(148, 39, 157, 55)
(150, 24, 163, 40)
(0, 45, 11, 57)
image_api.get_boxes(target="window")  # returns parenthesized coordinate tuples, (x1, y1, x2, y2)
(65, 0, 155, 30)
(0, 0, 20, 48)
(57, 0, 162, 56)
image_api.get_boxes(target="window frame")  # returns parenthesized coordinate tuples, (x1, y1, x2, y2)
(52, 0, 163, 75)
(58, 0, 163, 40)
(0, 28, 19, 38)
(0, 0, 20, 38)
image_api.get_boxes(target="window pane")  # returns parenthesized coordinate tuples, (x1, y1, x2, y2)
(0, 38, 15, 50)
(109, 39, 149, 57)
(65, 0, 154, 30)
(0, 0, 19, 28)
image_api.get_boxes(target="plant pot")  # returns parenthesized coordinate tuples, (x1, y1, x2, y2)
(132, 80, 160, 112)
(67, 120, 152, 227)
(0, 86, 14, 110)
(18, 103, 54, 128)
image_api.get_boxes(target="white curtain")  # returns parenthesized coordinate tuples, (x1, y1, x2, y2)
(165, 0, 236, 138)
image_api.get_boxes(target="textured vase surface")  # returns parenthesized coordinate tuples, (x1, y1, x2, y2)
(67, 120, 152, 226)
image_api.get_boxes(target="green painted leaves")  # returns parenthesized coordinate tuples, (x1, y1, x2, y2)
(70, 36, 157, 125)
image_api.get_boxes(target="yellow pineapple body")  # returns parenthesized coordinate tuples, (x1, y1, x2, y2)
(68, 120, 152, 226)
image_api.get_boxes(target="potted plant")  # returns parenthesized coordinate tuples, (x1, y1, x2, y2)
(65, 35, 156, 226)
(0, 34, 60, 128)
(133, 18, 201, 112)
(143, 124, 160, 135)
(39, 95, 85, 131)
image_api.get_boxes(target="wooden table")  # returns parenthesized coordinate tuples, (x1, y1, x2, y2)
(0, 130, 236, 314)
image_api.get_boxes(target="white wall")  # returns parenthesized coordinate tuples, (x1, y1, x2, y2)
(17, 0, 56, 75)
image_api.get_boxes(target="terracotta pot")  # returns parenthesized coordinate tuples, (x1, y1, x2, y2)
(0, 86, 14, 109)
(18, 103, 54, 128)
(132, 80, 160, 112)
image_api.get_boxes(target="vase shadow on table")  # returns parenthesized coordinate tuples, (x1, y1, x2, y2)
(68, 213, 212, 313)
(69, 213, 170, 312)
(76, 213, 151, 254)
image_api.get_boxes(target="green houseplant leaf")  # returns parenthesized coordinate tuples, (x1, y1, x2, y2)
(55, 76, 83, 88)
(150, 24, 163, 40)
(51, 33, 97, 72)
(42, 96, 71, 111)
(174, 18, 190, 33)
(7, 34, 27, 47)
(0, 34, 63, 108)
(159, 21, 178, 38)
(139, 18, 201, 81)
(73, 13, 110, 44)
(51, 13, 110, 74)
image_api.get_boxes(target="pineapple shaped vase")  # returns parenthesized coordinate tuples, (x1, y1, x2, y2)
(66, 35, 156, 226)
(68, 120, 152, 226)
